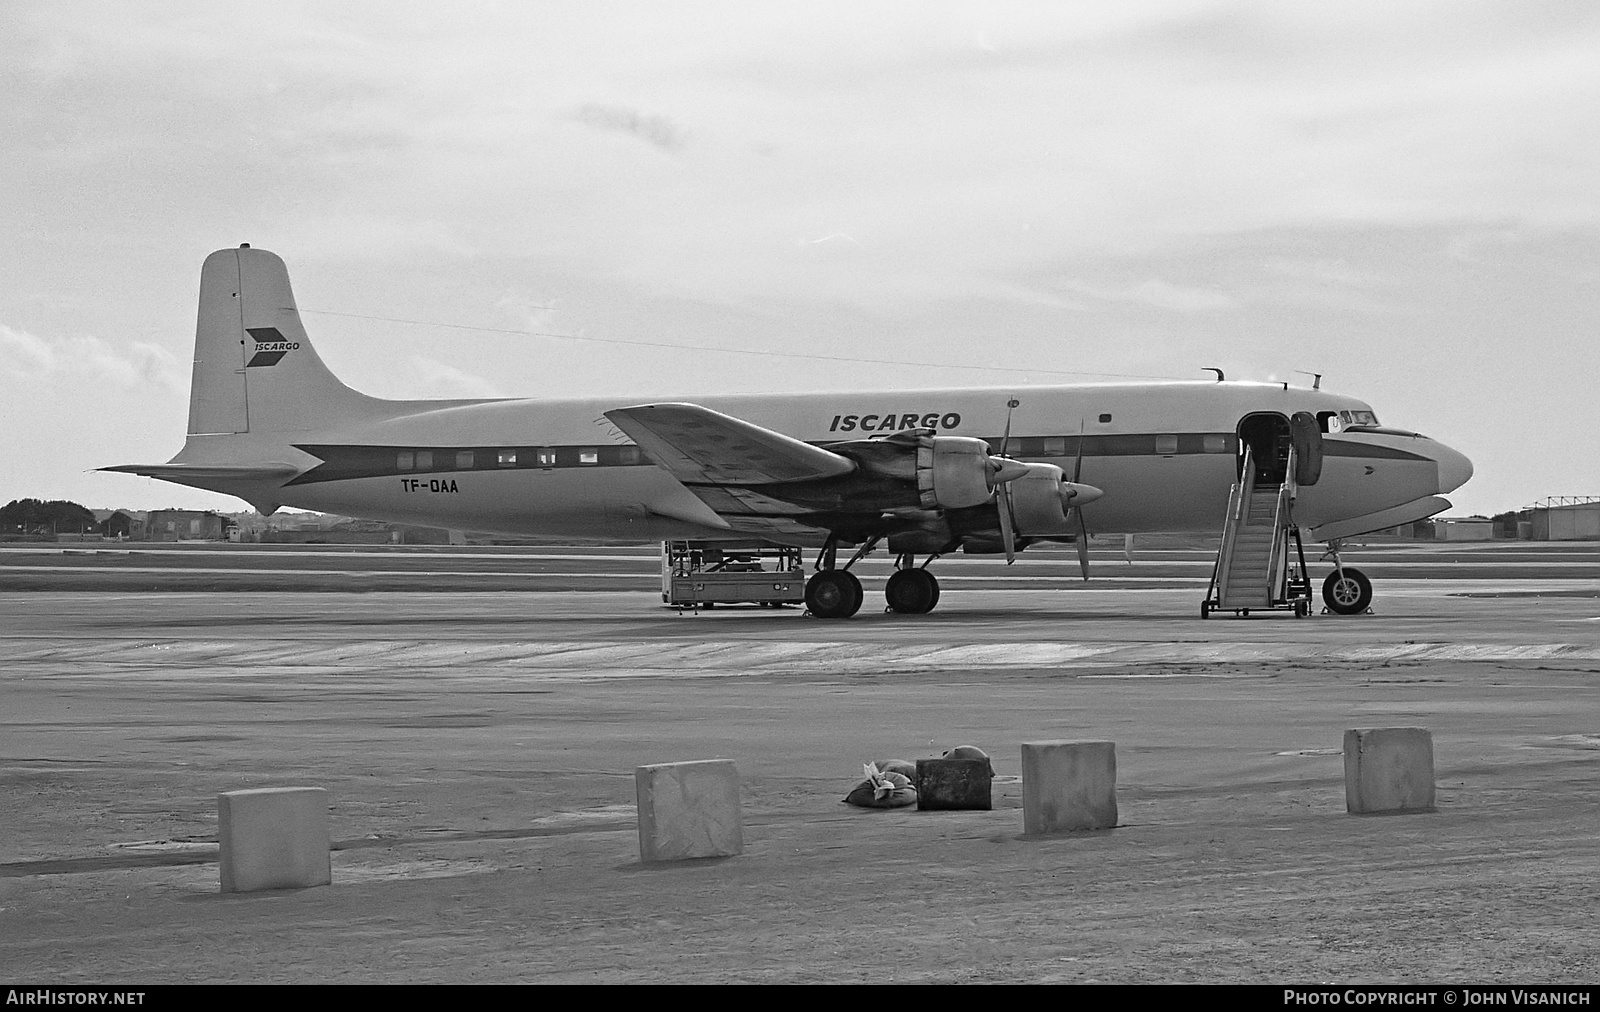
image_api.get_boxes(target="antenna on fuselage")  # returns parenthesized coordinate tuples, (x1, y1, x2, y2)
(1293, 370, 1323, 390)
(1202, 367, 1224, 382)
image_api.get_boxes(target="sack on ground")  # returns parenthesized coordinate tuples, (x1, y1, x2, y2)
(844, 762, 917, 808)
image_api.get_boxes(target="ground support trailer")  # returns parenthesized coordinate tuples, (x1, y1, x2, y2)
(661, 541, 807, 608)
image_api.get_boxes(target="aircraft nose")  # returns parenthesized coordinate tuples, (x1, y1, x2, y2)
(1434, 441, 1474, 494)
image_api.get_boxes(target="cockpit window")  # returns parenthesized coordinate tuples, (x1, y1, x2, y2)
(1319, 409, 1381, 433)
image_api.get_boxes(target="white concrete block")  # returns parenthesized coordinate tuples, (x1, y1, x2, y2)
(1021, 740, 1118, 833)
(218, 787, 331, 892)
(635, 760, 743, 862)
(1344, 727, 1436, 814)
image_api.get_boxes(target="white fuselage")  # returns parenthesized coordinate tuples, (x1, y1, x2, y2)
(181, 380, 1471, 545)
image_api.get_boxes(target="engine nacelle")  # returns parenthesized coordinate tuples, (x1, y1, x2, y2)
(1008, 462, 1073, 535)
(916, 436, 997, 509)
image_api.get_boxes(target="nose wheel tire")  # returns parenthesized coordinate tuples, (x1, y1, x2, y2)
(885, 568, 940, 614)
(1322, 568, 1373, 615)
(806, 570, 864, 618)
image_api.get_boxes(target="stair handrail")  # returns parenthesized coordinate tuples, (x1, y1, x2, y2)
(1209, 445, 1254, 603)
(1268, 445, 1296, 602)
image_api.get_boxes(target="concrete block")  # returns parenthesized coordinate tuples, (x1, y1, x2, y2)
(217, 787, 331, 892)
(1021, 740, 1118, 833)
(915, 757, 992, 810)
(635, 760, 743, 862)
(1344, 727, 1436, 814)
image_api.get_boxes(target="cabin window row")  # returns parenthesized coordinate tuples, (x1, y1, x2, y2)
(990, 433, 1232, 457)
(394, 446, 646, 471)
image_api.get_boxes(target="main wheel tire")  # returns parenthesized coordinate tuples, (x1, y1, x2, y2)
(806, 570, 863, 618)
(1200, 600, 1211, 619)
(1322, 567, 1373, 615)
(885, 568, 940, 614)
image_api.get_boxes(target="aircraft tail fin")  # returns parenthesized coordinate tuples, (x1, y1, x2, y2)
(187, 245, 384, 436)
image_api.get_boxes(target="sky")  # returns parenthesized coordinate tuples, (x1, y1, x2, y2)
(3, 0, 1598, 518)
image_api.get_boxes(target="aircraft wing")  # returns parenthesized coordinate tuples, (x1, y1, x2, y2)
(603, 403, 856, 485)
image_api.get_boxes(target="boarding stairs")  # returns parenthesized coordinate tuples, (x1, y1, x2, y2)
(1202, 446, 1313, 618)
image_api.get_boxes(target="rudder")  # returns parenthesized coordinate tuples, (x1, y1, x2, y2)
(187, 245, 378, 435)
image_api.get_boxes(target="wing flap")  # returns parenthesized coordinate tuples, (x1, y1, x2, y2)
(603, 403, 855, 485)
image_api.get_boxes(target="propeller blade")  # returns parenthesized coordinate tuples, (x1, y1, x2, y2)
(1075, 508, 1090, 581)
(998, 483, 1016, 564)
(1073, 418, 1085, 484)
(1071, 418, 1090, 579)
(1001, 397, 1019, 457)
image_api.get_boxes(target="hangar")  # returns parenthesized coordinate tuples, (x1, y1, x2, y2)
(1529, 497, 1600, 541)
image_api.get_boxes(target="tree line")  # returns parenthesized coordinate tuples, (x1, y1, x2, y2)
(0, 498, 99, 534)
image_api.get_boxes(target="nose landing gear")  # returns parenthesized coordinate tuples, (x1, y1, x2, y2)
(1322, 567, 1373, 615)
(1320, 540, 1374, 615)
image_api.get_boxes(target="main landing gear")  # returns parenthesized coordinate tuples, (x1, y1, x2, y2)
(803, 534, 865, 619)
(803, 538, 943, 618)
(885, 555, 940, 615)
(804, 569, 864, 619)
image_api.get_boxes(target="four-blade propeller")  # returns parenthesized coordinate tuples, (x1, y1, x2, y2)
(989, 400, 1100, 579)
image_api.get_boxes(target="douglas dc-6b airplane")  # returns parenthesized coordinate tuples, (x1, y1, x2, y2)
(107, 246, 1473, 618)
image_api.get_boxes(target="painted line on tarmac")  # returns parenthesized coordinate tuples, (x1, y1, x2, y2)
(9, 638, 1600, 678)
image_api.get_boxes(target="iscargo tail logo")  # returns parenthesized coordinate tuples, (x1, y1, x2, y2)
(246, 326, 299, 367)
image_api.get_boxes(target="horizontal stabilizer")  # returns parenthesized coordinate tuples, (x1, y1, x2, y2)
(604, 403, 856, 485)
(1304, 495, 1451, 542)
(99, 463, 302, 481)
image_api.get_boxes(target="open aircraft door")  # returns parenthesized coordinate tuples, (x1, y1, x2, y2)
(1290, 411, 1322, 487)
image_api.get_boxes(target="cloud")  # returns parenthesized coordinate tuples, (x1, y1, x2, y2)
(397, 355, 504, 399)
(0, 323, 55, 373)
(1061, 278, 1238, 313)
(0, 323, 186, 391)
(493, 292, 561, 332)
(571, 105, 688, 151)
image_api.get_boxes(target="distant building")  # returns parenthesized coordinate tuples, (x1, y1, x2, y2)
(92, 509, 147, 540)
(1433, 518, 1493, 541)
(1529, 498, 1600, 541)
(254, 518, 451, 544)
(146, 509, 230, 541)
(1366, 521, 1435, 539)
